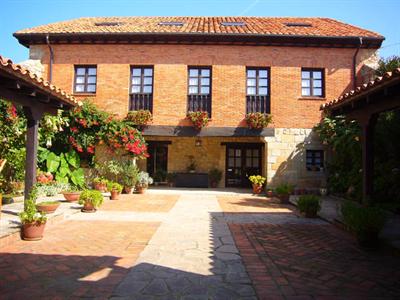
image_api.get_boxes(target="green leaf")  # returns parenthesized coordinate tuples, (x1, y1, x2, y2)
(38, 147, 51, 163)
(46, 152, 60, 173)
(70, 168, 85, 187)
(55, 173, 69, 184)
(65, 150, 80, 168)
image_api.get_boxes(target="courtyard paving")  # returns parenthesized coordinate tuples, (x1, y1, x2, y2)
(0, 190, 400, 299)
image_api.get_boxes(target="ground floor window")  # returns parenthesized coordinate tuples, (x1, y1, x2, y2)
(306, 150, 324, 171)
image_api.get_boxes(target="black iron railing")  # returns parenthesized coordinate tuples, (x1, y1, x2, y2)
(246, 95, 270, 114)
(187, 94, 212, 116)
(129, 94, 153, 112)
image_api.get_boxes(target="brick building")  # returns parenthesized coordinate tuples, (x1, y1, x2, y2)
(14, 17, 384, 188)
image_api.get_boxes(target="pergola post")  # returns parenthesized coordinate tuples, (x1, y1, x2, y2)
(23, 107, 44, 207)
(359, 114, 378, 205)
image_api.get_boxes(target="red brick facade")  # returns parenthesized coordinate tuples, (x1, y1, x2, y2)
(30, 44, 377, 129)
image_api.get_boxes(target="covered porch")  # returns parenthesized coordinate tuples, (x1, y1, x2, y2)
(322, 68, 400, 203)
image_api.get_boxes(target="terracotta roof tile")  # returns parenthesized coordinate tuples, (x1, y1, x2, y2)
(0, 55, 79, 107)
(14, 16, 383, 39)
(321, 68, 400, 110)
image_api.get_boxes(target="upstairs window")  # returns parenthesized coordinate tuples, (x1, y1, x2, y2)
(188, 67, 211, 96)
(301, 68, 324, 97)
(74, 66, 97, 93)
(246, 68, 270, 114)
(187, 67, 212, 116)
(130, 66, 153, 112)
(306, 150, 324, 171)
(130, 67, 153, 95)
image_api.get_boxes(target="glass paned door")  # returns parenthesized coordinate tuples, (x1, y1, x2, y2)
(226, 144, 262, 187)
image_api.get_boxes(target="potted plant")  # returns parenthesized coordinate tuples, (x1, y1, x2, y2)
(245, 112, 272, 130)
(341, 201, 386, 249)
(275, 183, 294, 203)
(186, 156, 196, 173)
(93, 177, 108, 192)
(107, 181, 123, 200)
(120, 162, 139, 194)
(62, 185, 81, 202)
(136, 171, 153, 194)
(19, 186, 47, 241)
(78, 189, 104, 213)
(266, 189, 274, 197)
(154, 169, 167, 184)
(187, 111, 209, 130)
(209, 168, 222, 188)
(297, 195, 321, 218)
(166, 172, 177, 187)
(36, 201, 61, 214)
(125, 110, 153, 129)
(248, 175, 266, 194)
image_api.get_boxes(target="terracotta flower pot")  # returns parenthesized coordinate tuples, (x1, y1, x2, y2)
(278, 193, 290, 204)
(136, 187, 147, 194)
(36, 202, 60, 214)
(210, 181, 218, 188)
(21, 222, 46, 241)
(266, 190, 274, 198)
(110, 190, 120, 200)
(94, 183, 106, 192)
(252, 184, 263, 194)
(62, 191, 81, 202)
(124, 186, 134, 194)
(82, 202, 96, 213)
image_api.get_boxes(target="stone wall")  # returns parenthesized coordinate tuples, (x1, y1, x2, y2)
(265, 128, 327, 188)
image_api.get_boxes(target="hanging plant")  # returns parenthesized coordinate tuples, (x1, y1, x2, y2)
(187, 111, 209, 130)
(245, 112, 272, 130)
(125, 110, 153, 128)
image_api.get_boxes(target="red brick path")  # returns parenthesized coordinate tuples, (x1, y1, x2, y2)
(230, 223, 400, 300)
(0, 220, 159, 299)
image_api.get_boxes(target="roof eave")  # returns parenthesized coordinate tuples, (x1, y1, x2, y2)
(13, 32, 385, 48)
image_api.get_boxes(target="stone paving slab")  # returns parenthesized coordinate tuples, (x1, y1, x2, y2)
(112, 194, 257, 299)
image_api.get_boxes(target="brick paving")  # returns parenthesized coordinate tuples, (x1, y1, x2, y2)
(230, 223, 400, 299)
(101, 194, 179, 212)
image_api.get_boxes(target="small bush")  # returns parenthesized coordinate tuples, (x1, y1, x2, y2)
(78, 189, 104, 208)
(298, 195, 321, 217)
(107, 181, 123, 193)
(275, 183, 294, 195)
(341, 200, 386, 246)
(248, 175, 266, 186)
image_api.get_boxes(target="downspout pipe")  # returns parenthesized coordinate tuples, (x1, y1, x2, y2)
(46, 34, 54, 83)
(352, 37, 363, 90)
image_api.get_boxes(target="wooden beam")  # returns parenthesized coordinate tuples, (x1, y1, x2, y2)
(23, 107, 43, 207)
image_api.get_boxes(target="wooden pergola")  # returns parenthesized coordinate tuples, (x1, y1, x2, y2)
(0, 56, 78, 203)
(322, 68, 400, 203)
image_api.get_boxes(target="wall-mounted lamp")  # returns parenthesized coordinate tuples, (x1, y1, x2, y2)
(195, 138, 202, 147)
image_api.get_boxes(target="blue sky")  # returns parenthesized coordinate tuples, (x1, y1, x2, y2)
(1, 0, 399, 62)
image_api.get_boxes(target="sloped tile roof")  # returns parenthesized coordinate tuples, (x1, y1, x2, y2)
(321, 68, 400, 111)
(0, 55, 79, 107)
(15, 17, 383, 39)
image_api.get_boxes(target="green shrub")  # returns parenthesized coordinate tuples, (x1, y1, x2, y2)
(209, 168, 222, 184)
(93, 177, 108, 185)
(341, 200, 386, 245)
(275, 183, 294, 195)
(78, 189, 104, 208)
(298, 195, 321, 217)
(107, 181, 123, 193)
(121, 162, 140, 188)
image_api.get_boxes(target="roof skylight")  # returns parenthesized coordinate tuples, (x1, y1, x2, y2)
(95, 22, 124, 27)
(158, 21, 184, 26)
(220, 21, 246, 26)
(284, 22, 312, 27)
